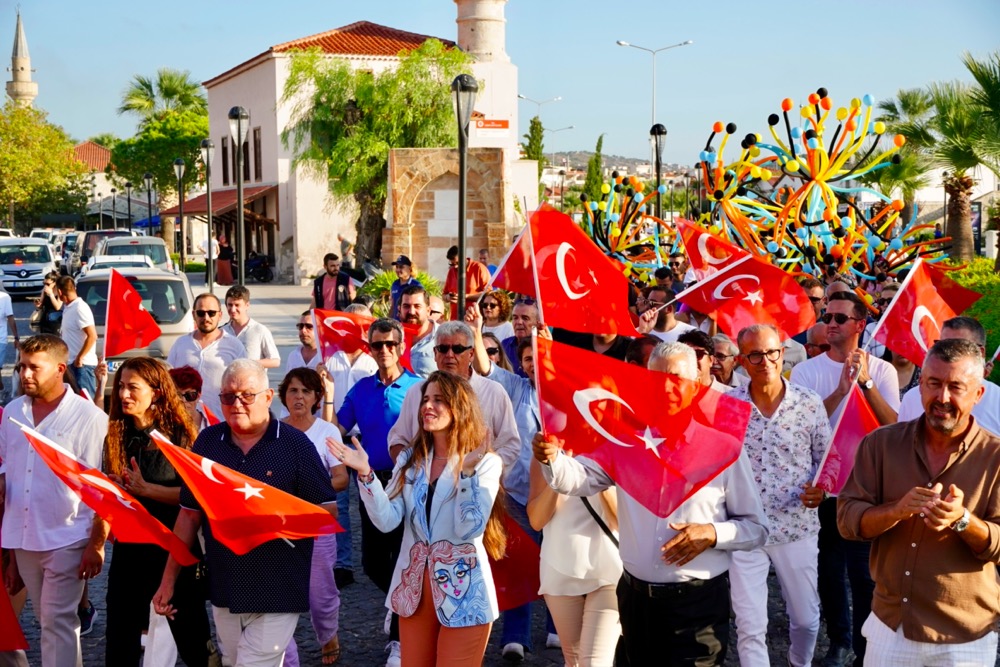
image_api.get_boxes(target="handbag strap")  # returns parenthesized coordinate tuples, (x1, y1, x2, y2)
(581, 496, 619, 548)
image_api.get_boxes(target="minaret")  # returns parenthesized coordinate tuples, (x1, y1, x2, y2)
(6, 11, 37, 107)
(455, 0, 509, 63)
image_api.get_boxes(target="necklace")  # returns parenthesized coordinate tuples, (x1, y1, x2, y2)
(433, 455, 449, 460)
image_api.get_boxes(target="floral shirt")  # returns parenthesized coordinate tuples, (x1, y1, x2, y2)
(729, 379, 831, 545)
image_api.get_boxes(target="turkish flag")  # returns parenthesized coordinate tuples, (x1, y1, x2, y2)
(814, 385, 881, 494)
(535, 337, 752, 517)
(488, 515, 541, 612)
(872, 259, 982, 366)
(0, 562, 27, 651)
(16, 421, 198, 566)
(201, 403, 220, 426)
(150, 431, 342, 556)
(676, 219, 750, 281)
(490, 205, 641, 336)
(312, 308, 420, 371)
(675, 255, 815, 340)
(103, 269, 162, 359)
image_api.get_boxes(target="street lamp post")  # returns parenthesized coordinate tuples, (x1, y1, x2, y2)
(543, 125, 575, 166)
(125, 182, 133, 233)
(174, 158, 186, 273)
(143, 172, 154, 237)
(110, 188, 117, 230)
(616, 39, 693, 126)
(650, 124, 667, 219)
(683, 171, 690, 218)
(452, 74, 479, 318)
(96, 192, 103, 229)
(559, 169, 566, 211)
(201, 139, 216, 292)
(229, 106, 250, 286)
(517, 93, 561, 119)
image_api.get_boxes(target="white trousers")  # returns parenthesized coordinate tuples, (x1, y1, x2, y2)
(862, 613, 998, 667)
(212, 606, 297, 667)
(14, 542, 88, 667)
(545, 584, 621, 667)
(729, 536, 820, 667)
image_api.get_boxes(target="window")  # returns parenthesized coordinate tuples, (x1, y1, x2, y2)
(242, 139, 251, 181)
(253, 127, 262, 181)
(221, 137, 230, 186)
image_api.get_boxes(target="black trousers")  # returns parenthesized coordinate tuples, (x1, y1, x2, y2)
(359, 468, 405, 642)
(105, 542, 211, 667)
(617, 571, 730, 667)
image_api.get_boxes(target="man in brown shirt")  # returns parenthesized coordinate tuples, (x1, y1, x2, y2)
(838, 339, 1000, 665)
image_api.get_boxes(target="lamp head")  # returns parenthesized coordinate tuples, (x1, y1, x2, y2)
(173, 158, 186, 181)
(143, 172, 153, 191)
(228, 106, 250, 144)
(451, 74, 479, 133)
(200, 138, 215, 167)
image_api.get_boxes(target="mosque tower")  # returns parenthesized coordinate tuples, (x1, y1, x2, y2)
(6, 11, 37, 107)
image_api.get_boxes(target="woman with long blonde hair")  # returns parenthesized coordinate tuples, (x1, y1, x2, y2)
(329, 371, 505, 666)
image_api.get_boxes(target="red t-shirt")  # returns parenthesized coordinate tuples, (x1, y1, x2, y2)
(444, 259, 492, 319)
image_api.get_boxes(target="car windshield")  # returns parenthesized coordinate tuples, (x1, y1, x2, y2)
(84, 232, 130, 256)
(64, 236, 78, 251)
(0, 244, 51, 264)
(91, 261, 150, 271)
(77, 276, 188, 325)
(106, 242, 168, 264)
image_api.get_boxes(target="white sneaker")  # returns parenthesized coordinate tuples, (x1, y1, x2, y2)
(383, 608, 392, 635)
(546, 632, 562, 649)
(502, 642, 525, 662)
(385, 640, 401, 667)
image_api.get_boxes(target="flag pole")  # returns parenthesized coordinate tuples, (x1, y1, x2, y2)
(992, 343, 1000, 364)
(862, 257, 922, 353)
(531, 327, 544, 437)
(102, 270, 115, 361)
(526, 214, 546, 325)
(310, 309, 327, 365)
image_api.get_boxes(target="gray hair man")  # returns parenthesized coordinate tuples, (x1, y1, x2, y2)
(711, 334, 748, 389)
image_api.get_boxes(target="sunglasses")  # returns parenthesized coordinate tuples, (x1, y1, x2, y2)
(219, 390, 266, 406)
(481, 302, 499, 310)
(876, 297, 895, 306)
(514, 296, 536, 306)
(745, 348, 782, 365)
(808, 296, 824, 304)
(370, 340, 400, 351)
(486, 347, 500, 355)
(690, 348, 711, 361)
(429, 310, 443, 316)
(296, 323, 314, 330)
(434, 344, 473, 355)
(820, 312, 864, 325)
(195, 310, 219, 318)
(180, 390, 200, 402)
(805, 343, 831, 353)
(668, 261, 682, 267)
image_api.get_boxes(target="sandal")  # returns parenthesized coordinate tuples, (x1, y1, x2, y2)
(322, 636, 341, 665)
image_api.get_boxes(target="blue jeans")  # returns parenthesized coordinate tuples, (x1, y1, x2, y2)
(335, 484, 353, 569)
(70, 364, 96, 399)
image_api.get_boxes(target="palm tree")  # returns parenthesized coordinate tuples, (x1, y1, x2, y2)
(117, 68, 207, 126)
(874, 88, 934, 223)
(860, 150, 930, 227)
(961, 51, 1000, 268)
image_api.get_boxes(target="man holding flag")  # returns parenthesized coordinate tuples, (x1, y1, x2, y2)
(0, 335, 109, 667)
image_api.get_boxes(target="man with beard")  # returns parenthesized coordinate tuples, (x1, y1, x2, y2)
(502, 299, 540, 377)
(168, 294, 247, 417)
(637, 286, 694, 343)
(838, 339, 1000, 665)
(285, 311, 323, 373)
(398, 285, 437, 378)
(310, 253, 355, 311)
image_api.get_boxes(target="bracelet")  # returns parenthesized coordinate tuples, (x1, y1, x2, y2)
(358, 470, 375, 484)
(323, 401, 334, 405)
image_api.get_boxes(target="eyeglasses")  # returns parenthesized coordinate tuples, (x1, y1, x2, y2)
(668, 261, 682, 267)
(876, 297, 895, 306)
(689, 347, 711, 361)
(820, 312, 864, 325)
(434, 344, 473, 355)
(429, 310, 443, 316)
(637, 297, 667, 308)
(296, 323, 314, 330)
(745, 349, 783, 365)
(713, 353, 735, 362)
(808, 296, 824, 304)
(219, 390, 266, 406)
(486, 347, 500, 355)
(370, 340, 400, 352)
(195, 310, 220, 318)
(481, 302, 499, 310)
(180, 390, 200, 402)
(805, 343, 831, 353)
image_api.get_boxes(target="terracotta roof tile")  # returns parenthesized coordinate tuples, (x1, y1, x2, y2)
(271, 21, 454, 57)
(74, 141, 111, 172)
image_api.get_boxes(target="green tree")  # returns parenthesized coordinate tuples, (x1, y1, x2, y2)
(581, 134, 605, 207)
(0, 101, 84, 228)
(14, 175, 90, 233)
(874, 88, 934, 224)
(87, 132, 120, 150)
(521, 116, 545, 198)
(117, 68, 207, 127)
(961, 51, 1000, 269)
(281, 40, 472, 262)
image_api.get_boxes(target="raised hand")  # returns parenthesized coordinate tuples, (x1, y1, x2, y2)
(327, 436, 371, 477)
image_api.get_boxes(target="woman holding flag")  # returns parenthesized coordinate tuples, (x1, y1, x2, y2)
(102, 356, 213, 667)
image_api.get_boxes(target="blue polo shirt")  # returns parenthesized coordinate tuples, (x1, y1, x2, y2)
(338, 369, 423, 472)
(179, 417, 337, 614)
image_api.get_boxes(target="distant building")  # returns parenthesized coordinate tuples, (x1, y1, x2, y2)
(6, 11, 37, 107)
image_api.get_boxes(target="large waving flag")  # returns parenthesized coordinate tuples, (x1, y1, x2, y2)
(14, 420, 197, 566)
(871, 259, 982, 366)
(676, 219, 751, 281)
(491, 205, 641, 336)
(675, 255, 815, 340)
(103, 268, 162, 359)
(150, 431, 342, 555)
(814, 385, 881, 494)
(312, 308, 420, 371)
(535, 336, 751, 517)
(488, 515, 541, 612)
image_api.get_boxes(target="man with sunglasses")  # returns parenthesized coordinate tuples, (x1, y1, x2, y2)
(285, 311, 323, 373)
(678, 330, 730, 393)
(638, 286, 694, 343)
(790, 291, 899, 667)
(861, 283, 899, 359)
(804, 323, 830, 359)
(167, 293, 247, 418)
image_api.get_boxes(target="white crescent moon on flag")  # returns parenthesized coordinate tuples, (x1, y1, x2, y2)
(80, 473, 134, 509)
(572, 388, 636, 448)
(323, 316, 360, 336)
(556, 242, 590, 300)
(712, 274, 761, 300)
(201, 458, 223, 484)
(912, 305, 939, 352)
(698, 234, 730, 266)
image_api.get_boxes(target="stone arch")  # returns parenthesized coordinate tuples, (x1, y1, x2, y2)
(391, 148, 501, 227)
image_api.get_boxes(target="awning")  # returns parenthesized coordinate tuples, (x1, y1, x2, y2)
(134, 215, 161, 228)
(160, 184, 276, 217)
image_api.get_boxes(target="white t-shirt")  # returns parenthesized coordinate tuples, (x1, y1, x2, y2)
(483, 321, 515, 342)
(200, 238, 219, 260)
(303, 418, 344, 473)
(789, 351, 900, 426)
(63, 298, 98, 365)
(0, 291, 12, 339)
(650, 321, 696, 343)
(225, 318, 279, 365)
(898, 379, 1000, 435)
(285, 346, 324, 374)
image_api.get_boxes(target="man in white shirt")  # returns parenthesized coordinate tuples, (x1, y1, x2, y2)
(711, 335, 748, 389)
(789, 290, 899, 667)
(678, 330, 732, 394)
(56, 276, 98, 398)
(0, 287, 19, 396)
(534, 341, 768, 666)
(223, 285, 280, 369)
(896, 316, 1000, 433)
(638, 287, 695, 343)
(285, 310, 323, 374)
(0, 335, 109, 667)
(168, 294, 247, 418)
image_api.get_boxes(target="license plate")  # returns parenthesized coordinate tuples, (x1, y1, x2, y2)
(13, 281, 36, 288)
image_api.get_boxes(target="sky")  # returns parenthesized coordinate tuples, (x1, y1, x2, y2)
(6, 0, 1000, 168)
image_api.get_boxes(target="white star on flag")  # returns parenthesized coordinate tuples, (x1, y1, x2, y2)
(637, 426, 666, 458)
(743, 290, 764, 305)
(235, 482, 264, 500)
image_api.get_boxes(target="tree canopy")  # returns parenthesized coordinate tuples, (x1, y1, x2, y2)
(109, 109, 207, 197)
(118, 68, 207, 127)
(521, 116, 545, 198)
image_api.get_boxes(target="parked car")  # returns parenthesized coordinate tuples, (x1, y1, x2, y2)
(96, 236, 173, 272)
(79, 254, 156, 276)
(0, 229, 16, 239)
(0, 238, 59, 298)
(70, 228, 136, 275)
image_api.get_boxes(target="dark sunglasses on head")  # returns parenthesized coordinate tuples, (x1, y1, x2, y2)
(434, 344, 473, 355)
(296, 323, 314, 330)
(180, 390, 200, 402)
(806, 343, 831, 353)
(370, 340, 400, 351)
(486, 347, 500, 355)
(820, 312, 864, 325)
(195, 309, 219, 318)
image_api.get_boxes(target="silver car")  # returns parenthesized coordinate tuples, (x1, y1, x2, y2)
(0, 238, 58, 297)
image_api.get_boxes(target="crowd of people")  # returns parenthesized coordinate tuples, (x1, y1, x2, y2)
(1, 243, 999, 667)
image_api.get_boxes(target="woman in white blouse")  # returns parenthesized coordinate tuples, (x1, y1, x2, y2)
(528, 457, 623, 667)
(329, 370, 506, 665)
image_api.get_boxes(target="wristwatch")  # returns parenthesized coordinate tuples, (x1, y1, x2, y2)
(859, 378, 874, 390)
(952, 508, 971, 532)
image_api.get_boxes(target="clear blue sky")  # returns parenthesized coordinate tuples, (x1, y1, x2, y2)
(8, 0, 1000, 167)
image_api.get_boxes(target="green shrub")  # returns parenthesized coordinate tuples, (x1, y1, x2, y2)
(357, 269, 442, 318)
(948, 257, 1000, 384)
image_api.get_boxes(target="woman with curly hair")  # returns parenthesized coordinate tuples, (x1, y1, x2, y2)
(480, 289, 514, 341)
(103, 357, 212, 666)
(329, 371, 505, 665)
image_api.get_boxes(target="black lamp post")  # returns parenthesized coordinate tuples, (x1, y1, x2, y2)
(451, 74, 479, 318)
(228, 106, 250, 286)
(124, 182, 133, 233)
(201, 139, 215, 291)
(110, 187, 117, 230)
(683, 170, 690, 218)
(559, 169, 566, 211)
(650, 124, 667, 219)
(174, 158, 186, 272)
(143, 172, 154, 236)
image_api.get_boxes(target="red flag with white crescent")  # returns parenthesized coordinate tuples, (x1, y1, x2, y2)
(103, 269, 162, 359)
(676, 219, 751, 281)
(312, 308, 420, 371)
